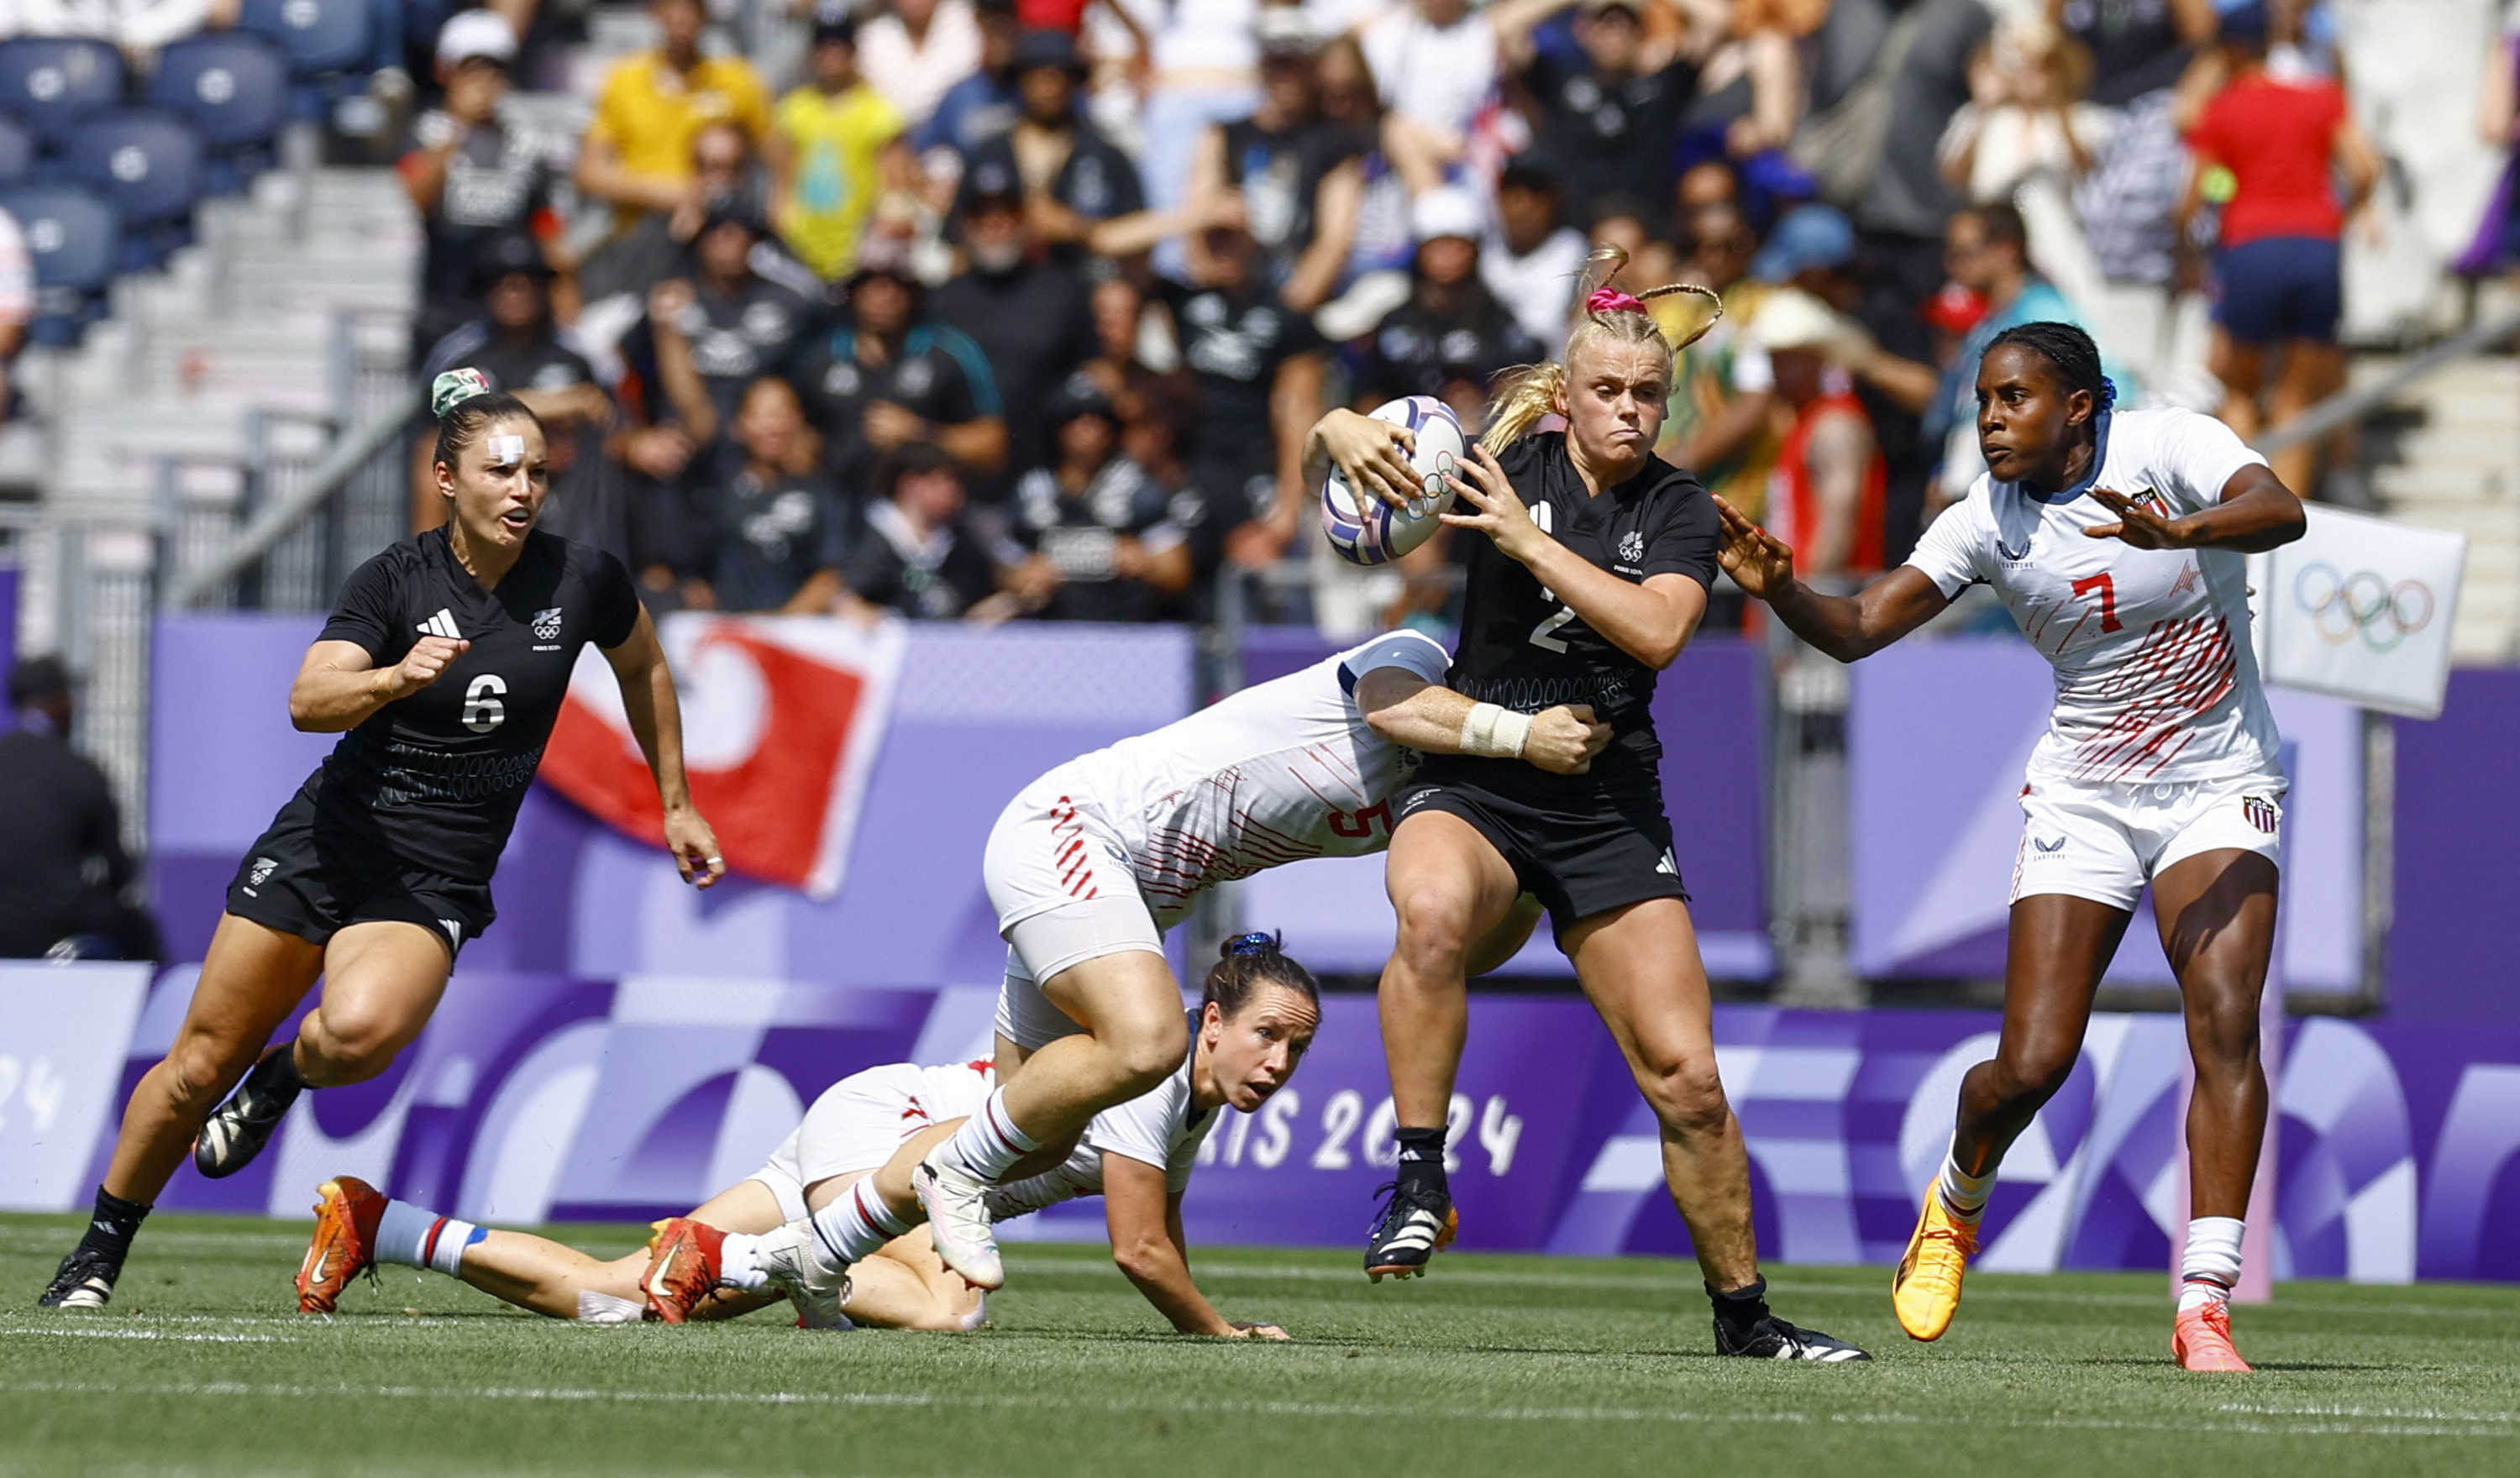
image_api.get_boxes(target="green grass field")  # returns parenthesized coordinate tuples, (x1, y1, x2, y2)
(4, 1213, 2516, 1476)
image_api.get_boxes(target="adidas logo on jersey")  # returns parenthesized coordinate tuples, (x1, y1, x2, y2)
(417, 609, 461, 640)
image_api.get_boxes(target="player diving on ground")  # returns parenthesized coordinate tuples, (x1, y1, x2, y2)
(1718, 321, 2306, 1371)
(296, 936, 1323, 1337)
(40, 370, 725, 1312)
(634, 934, 1321, 1335)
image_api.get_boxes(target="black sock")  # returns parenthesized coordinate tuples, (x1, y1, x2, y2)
(247, 1042, 307, 1097)
(1394, 1128, 1448, 1195)
(1708, 1277, 1771, 1337)
(80, 1187, 150, 1258)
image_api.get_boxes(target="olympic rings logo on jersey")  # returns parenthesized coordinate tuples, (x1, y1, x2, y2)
(2292, 563, 2434, 653)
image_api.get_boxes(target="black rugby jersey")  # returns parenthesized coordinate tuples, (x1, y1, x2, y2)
(305, 527, 640, 882)
(1430, 432, 1717, 798)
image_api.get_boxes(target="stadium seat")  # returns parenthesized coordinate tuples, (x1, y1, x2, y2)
(0, 184, 121, 344)
(237, 0, 374, 76)
(61, 109, 205, 270)
(150, 34, 288, 194)
(0, 39, 128, 148)
(0, 113, 33, 187)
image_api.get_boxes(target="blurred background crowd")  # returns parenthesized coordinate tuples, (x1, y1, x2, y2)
(9, 0, 2483, 637)
(1, 0, 2513, 638)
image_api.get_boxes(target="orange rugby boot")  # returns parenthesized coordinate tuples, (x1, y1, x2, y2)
(2173, 1299, 2253, 1372)
(1891, 1190, 1978, 1341)
(640, 1217, 728, 1324)
(297, 1177, 387, 1313)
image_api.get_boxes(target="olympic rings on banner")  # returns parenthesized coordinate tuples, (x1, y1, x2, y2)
(2293, 562, 2433, 653)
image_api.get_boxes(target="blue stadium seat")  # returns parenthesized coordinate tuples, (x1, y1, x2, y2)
(238, 0, 374, 76)
(0, 113, 33, 186)
(61, 108, 204, 270)
(150, 34, 289, 151)
(0, 184, 121, 344)
(0, 39, 128, 147)
(63, 111, 203, 227)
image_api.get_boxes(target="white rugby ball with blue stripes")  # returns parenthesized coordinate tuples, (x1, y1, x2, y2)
(1320, 396, 1466, 567)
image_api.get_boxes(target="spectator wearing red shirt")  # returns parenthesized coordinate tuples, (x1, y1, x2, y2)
(2181, 2, 2378, 495)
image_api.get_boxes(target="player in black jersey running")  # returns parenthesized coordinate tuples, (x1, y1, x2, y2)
(1308, 255, 1865, 1360)
(39, 370, 725, 1311)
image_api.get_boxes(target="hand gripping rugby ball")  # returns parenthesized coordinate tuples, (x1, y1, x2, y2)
(1320, 396, 1466, 567)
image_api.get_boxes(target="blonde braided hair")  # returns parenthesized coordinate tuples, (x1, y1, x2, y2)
(1482, 247, 1723, 454)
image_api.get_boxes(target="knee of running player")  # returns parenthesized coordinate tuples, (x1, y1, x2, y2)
(1977, 1040, 2079, 1121)
(1386, 878, 1482, 982)
(1635, 1048, 1732, 1141)
(160, 1027, 263, 1115)
(2181, 981, 2263, 1085)
(296, 998, 417, 1082)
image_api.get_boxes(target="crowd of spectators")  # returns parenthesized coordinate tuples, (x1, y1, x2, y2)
(332, 0, 2407, 630)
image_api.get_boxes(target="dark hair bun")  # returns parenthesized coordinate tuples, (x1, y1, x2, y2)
(1220, 930, 1283, 961)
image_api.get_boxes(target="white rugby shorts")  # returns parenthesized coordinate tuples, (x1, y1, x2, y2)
(983, 776, 1166, 1051)
(2009, 773, 2286, 911)
(748, 1061, 992, 1222)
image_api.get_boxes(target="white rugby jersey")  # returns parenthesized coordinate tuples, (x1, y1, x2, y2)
(1048, 631, 1454, 926)
(1905, 407, 2286, 788)
(985, 1024, 1214, 1219)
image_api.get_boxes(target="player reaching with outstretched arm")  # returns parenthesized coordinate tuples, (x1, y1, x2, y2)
(1717, 322, 2305, 1371)
(771, 624, 1603, 1297)
(1312, 253, 1866, 1360)
(638, 934, 1322, 1339)
(39, 370, 725, 1312)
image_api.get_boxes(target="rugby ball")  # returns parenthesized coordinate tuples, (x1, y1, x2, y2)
(1320, 396, 1465, 567)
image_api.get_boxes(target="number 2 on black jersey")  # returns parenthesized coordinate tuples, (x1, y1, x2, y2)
(1526, 501, 1576, 652)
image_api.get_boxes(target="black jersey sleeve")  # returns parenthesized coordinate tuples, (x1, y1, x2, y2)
(318, 548, 410, 660)
(1640, 474, 1720, 589)
(588, 548, 643, 648)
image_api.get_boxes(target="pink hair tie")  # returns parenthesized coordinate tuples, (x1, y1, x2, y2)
(1587, 287, 1647, 316)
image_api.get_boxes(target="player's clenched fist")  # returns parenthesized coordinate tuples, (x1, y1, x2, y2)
(1524, 703, 1614, 775)
(381, 636, 469, 698)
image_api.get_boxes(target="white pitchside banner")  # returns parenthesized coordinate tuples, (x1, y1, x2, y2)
(540, 613, 906, 897)
(2251, 504, 2465, 719)
(0, 962, 150, 1212)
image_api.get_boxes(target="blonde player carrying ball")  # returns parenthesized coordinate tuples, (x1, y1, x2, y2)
(1311, 254, 1866, 1361)
(1717, 322, 2306, 1372)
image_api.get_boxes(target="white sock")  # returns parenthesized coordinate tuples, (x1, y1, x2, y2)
(810, 1178, 915, 1267)
(372, 1199, 483, 1277)
(933, 1088, 1041, 1182)
(2179, 1216, 2244, 1313)
(717, 1232, 769, 1292)
(1936, 1146, 1995, 1221)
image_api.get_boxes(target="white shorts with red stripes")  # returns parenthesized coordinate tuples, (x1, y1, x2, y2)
(982, 776, 1167, 1051)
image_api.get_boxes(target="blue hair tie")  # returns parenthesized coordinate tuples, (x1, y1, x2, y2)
(1225, 931, 1278, 957)
(2096, 375, 2118, 412)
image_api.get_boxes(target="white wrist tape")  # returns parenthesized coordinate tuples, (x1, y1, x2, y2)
(1460, 702, 1532, 759)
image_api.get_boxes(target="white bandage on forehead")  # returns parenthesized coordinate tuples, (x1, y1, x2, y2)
(485, 433, 528, 467)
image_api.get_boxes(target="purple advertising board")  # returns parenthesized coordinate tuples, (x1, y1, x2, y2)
(45, 966, 2517, 1281)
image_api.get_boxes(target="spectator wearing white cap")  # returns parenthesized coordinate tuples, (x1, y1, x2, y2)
(401, 9, 571, 364)
(1355, 186, 1545, 425)
(1750, 287, 1885, 580)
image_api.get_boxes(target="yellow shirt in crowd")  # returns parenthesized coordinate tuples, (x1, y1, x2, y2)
(774, 82, 904, 280)
(587, 50, 774, 188)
